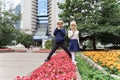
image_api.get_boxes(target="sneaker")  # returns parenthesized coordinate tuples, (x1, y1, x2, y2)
(72, 61, 78, 65)
(44, 59, 50, 62)
(75, 61, 78, 64)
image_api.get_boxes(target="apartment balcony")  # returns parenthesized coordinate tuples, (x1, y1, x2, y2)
(32, 3, 38, 8)
(32, 20, 38, 24)
(31, 16, 38, 19)
(32, 25, 37, 29)
(31, 6, 37, 11)
(47, 0, 51, 3)
(47, 5, 52, 10)
(31, 12, 37, 16)
(32, 0, 38, 4)
(47, 1, 52, 6)
(31, 10, 38, 14)
(47, 8, 52, 13)
(48, 12, 51, 16)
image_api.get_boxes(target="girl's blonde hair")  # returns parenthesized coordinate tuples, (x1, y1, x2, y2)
(70, 21, 77, 30)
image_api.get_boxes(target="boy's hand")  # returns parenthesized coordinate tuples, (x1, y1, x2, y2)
(58, 27, 61, 29)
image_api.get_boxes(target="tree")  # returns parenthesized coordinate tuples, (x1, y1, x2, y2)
(97, 0, 120, 45)
(16, 32, 34, 48)
(0, 11, 20, 47)
(58, 0, 120, 49)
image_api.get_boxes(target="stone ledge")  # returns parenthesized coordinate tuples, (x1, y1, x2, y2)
(76, 69, 82, 80)
(79, 53, 120, 79)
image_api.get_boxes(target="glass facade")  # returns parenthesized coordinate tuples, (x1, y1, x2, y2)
(38, 0, 48, 23)
(38, 0, 47, 16)
(33, 0, 50, 41)
(14, 4, 21, 30)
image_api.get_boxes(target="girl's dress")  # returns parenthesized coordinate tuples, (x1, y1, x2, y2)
(68, 30, 80, 52)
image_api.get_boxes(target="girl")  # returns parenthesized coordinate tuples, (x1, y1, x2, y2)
(68, 21, 80, 65)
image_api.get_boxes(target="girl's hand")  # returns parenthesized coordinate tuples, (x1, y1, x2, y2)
(72, 30, 75, 33)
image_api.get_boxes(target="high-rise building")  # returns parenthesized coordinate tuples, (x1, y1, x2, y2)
(33, 0, 49, 41)
(33, 0, 65, 47)
(33, 0, 50, 47)
(47, 0, 65, 35)
(14, 4, 21, 30)
(21, 0, 38, 34)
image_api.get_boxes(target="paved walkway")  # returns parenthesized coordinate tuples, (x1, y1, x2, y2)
(0, 51, 81, 80)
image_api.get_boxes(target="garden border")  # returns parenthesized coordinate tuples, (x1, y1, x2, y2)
(79, 53, 120, 79)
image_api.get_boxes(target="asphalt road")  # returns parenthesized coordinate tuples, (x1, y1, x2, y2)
(0, 52, 48, 80)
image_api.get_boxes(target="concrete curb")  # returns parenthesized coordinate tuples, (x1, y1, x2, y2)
(76, 54, 82, 80)
(76, 69, 82, 80)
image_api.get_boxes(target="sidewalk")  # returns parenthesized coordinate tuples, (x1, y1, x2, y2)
(0, 51, 81, 80)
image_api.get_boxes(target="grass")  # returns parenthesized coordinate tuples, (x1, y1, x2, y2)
(76, 55, 118, 80)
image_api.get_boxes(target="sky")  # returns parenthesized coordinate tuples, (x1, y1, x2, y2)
(13, 0, 21, 7)
(5, 0, 21, 7)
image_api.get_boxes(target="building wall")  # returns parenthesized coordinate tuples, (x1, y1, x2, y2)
(48, 0, 64, 36)
(21, 0, 38, 34)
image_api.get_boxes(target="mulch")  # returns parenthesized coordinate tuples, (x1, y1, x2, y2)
(33, 49, 62, 53)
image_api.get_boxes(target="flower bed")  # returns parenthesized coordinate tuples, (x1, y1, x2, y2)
(76, 56, 117, 80)
(83, 51, 120, 76)
(0, 48, 14, 52)
(15, 51, 76, 80)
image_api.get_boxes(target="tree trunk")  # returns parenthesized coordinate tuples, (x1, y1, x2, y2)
(92, 37, 96, 50)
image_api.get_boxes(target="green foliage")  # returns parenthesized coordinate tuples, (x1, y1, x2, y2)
(58, 0, 120, 49)
(0, 11, 21, 47)
(0, 9, 33, 47)
(45, 39, 55, 49)
(45, 40, 52, 49)
(76, 56, 118, 80)
(15, 32, 34, 47)
(0, 26, 15, 46)
(104, 66, 120, 75)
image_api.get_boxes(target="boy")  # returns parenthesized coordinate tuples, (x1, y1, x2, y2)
(45, 20, 72, 61)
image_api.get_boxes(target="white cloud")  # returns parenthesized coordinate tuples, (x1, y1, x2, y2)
(14, 0, 21, 6)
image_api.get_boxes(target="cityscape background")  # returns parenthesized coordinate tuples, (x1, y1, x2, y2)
(0, 0, 65, 47)
(1, 0, 120, 49)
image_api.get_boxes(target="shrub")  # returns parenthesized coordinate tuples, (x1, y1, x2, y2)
(45, 40, 51, 49)
(45, 39, 55, 49)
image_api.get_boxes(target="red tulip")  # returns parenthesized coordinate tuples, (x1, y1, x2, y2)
(15, 51, 76, 80)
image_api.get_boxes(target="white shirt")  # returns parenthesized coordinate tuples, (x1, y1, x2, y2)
(68, 30, 79, 39)
(68, 30, 81, 47)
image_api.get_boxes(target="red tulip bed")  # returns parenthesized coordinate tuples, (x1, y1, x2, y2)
(0, 48, 14, 52)
(15, 51, 76, 80)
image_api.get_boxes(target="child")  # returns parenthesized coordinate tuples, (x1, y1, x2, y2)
(45, 20, 72, 62)
(68, 21, 80, 65)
